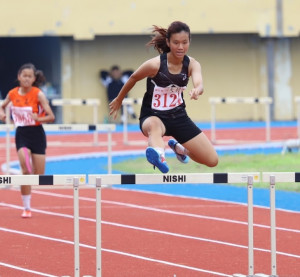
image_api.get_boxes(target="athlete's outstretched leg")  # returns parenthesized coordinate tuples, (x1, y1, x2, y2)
(141, 116, 169, 173)
(182, 133, 218, 167)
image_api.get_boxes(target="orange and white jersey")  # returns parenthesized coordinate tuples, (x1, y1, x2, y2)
(8, 87, 44, 127)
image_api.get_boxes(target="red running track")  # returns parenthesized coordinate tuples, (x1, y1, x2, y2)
(0, 187, 300, 277)
(0, 126, 299, 276)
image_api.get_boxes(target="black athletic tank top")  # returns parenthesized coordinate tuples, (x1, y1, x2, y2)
(140, 53, 190, 119)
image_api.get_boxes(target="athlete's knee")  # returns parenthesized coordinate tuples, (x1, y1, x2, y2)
(142, 117, 164, 136)
(206, 155, 219, 167)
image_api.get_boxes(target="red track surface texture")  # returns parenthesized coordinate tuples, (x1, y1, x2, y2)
(0, 126, 300, 277)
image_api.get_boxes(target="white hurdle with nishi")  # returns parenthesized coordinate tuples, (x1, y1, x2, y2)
(0, 174, 87, 277)
(0, 123, 116, 174)
(89, 172, 260, 277)
(209, 97, 273, 143)
(2, 172, 291, 277)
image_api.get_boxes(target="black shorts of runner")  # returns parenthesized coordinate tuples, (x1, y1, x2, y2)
(15, 125, 47, 154)
(139, 110, 202, 144)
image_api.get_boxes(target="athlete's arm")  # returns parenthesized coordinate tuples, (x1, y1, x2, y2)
(188, 58, 204, 100)
(0, 94, 11, 122)
(109, 57, 160, 119)
(32, 92, 55, 123)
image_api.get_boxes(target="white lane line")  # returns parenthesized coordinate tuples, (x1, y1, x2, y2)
(1, 202, 300, 259)
(30, 190, 300, 234)
(0, 226, 230, 277)
(0, 261, 58, 277)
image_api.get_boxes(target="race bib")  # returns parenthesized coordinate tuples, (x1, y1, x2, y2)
(11, 106, 36, 127)
(151, 85, 186, 111)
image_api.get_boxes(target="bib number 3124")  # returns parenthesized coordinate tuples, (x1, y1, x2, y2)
(151, 86, 185, 111)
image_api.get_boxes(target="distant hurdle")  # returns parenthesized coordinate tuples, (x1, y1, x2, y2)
(209, 97, 273, 143)
(0, 123, 116, 174)
(50, 98, 100, 143)
(50, 98, 100, 125)
(121, 98, 145, 145)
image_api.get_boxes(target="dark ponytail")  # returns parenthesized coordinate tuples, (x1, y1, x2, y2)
(146, 21, 191, 54)
(146, 25, 169, 54)
(18, 63, 46, 87)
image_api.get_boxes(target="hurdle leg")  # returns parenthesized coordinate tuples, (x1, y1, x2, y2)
(233, 176, 255, 277)
(269, 175, 278, 277)
(96, 177, 102, 277)
(73, 177, 80, 277)
(5, 105, 11, 174)
(265, 103, 271, 142)
(247, 175, 254, 276)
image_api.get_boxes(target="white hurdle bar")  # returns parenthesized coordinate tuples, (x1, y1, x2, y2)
(121, 98, 145, 145)
(0, 124, 116, 174)
(89, 172, 260, 277)
(0, 174, 89, 277)
(50, 98, 101, 144)
(209, 97, 273, 143)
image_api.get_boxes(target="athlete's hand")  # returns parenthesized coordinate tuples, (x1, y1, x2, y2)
(189, 87, 203, 100)
(109, 97, 123, 120)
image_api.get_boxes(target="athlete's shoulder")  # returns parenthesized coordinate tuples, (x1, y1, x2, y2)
(31, 86, 41, 93)
(8, 87, 19, 99)
(145, 55, 161, 66)
(138, 56, 161, 78)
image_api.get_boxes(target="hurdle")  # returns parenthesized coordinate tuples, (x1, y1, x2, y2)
(89, 172, 260, 277)
(50, 98, 100, 144)
(209, 97, 273, 143)
(234, 172, 294, 277)
(121, 98, 145, 145)
(260, 172, 300, 277)
(0, 174, 90, 277)
(0, 124, 115, 174)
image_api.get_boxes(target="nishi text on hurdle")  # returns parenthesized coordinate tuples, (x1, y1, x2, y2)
(0, 176, 11, 184)
(163, 175, 186, 182)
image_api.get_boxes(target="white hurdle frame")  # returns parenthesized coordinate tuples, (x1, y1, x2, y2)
(0, 174, 88, 277)
(261, 172, 300, 277)
(89, 172, 260, 277)
(122, 98, 145, 145)
(1, 172, 288, 276)
(0, 124, 115, 174)
(209, 97, 273, 143)
(50, 98, 100, 144)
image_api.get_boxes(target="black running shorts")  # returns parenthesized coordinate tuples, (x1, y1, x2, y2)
(140, 111, 202, 144)
(15, 125, 47, 154)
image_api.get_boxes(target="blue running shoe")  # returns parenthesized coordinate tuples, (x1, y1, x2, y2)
(168, 139, 189, 163)
(146, 147, 169, 173)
